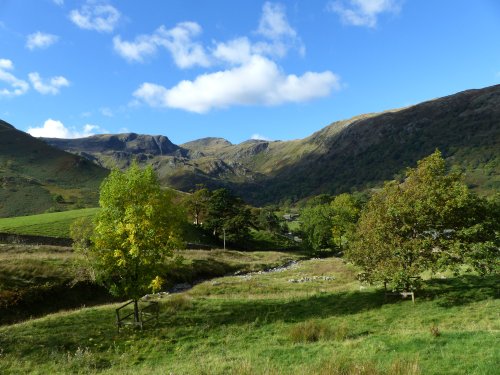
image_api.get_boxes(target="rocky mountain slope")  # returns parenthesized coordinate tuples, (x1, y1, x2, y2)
(38, 84, 500, 204)
(0, 120, 108, 217)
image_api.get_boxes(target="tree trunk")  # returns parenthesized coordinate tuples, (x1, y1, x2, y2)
(133, 299, 140, 325)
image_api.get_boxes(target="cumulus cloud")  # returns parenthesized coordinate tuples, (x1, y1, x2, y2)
(26, 32, 59, 50)
(69, 1, 121, 33)
(212, 37, 253, 65)
(27, 119, 105, 138)
(327, 0, 402, 28)
(0, 59, 29, 97)
(28, 72, 70, 95)
(134, 55, 340, 113)
(53, 0, 64, 5)
(114, 22, 211, 67)
(130, 2, 339, 113)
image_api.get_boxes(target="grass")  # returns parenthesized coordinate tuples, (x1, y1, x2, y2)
(0, 208, 99, 238)
(0, 256, 497, 374)
(0, 244, 303, 325)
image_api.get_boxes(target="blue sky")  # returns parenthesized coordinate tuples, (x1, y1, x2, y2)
(1, 0, 499, 144)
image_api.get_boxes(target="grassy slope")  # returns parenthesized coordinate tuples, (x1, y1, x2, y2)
(0, 208, 99, 238)
(0, 257, 497, 374)
(0, 244, 302, 325)
(0, 120, 107, 217)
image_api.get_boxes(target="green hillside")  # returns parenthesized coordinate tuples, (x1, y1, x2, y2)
(0, 208, 99, 238)
(43, 85, 500, 204)
(0, 120, 108, 217)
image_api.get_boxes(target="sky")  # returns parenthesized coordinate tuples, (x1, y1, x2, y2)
(0, 0, 499, 145)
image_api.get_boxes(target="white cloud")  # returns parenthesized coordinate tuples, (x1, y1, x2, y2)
(327, 0, 402, 28)
(69, 2, 121, 33)
(129, 2, 340, 113)
(133, 55, 340, 113)
(156, 22, 211, 68)
(26, 31, 59, 50)
(114, 22, 211, 68)
(212, 37, 252, 65)
(27, 119, 105, 138)
(254, 1, 304, 58)
(115, 3, 303, 66)
(113, 34, 157, 63)
(251, 133, 272, 141)
(0, 59, 29, 97)
(257, 2, 297, 40)
(28, 72, 70, 95)
(53, 0, 64, 5)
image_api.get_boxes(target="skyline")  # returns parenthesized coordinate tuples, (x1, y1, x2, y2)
(1, 0, 499, 144)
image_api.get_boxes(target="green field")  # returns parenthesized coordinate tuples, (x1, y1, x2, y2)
(0, 255, 497, 374)
(0, 208, 99, 238)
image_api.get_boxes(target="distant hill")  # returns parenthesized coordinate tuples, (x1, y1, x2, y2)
(39, 84, 500, 204)
(0, 120, 108, 217)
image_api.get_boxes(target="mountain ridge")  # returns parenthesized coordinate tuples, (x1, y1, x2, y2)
(8, 83, 500, 207)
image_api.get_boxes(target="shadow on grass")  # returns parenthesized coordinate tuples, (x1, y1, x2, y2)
(164, 289, 388, 328)
(161, 274, 499, 329)
(164, 258, 240, 285)
(420, 274, 499, 308)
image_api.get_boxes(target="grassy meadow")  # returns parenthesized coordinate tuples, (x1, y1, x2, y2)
(0, 256, 498, 374)
(0, 208, 99, 238)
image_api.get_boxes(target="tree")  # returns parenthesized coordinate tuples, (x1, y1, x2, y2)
(74, 164, 183, 324)
(256, 206, 283, 233)
(330, 193, 362, 254)
(347, 150, 498, 291)
(183, 185, 210, 225)
(300, 203, 333, 253)
(204, 188, 251, 244)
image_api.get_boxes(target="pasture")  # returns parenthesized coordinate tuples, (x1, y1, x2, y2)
(0, 255, 497, 374)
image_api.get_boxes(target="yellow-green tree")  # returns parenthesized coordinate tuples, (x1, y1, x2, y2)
(76, 164, 183, 323)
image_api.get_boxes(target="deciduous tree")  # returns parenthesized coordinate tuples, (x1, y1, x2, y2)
(347, 150, 498, 291)
(74, 164, 183, 324)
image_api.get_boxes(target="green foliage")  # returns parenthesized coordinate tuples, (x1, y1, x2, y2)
(255, 206, 283, 233)
(300, 203, 333, 253)
(80, 164, 183, 301)
(204, 188, 252, 244)
(348, 150, 499, 291)
(182, 185, 210, 225)
(0, 208, 99, 238)
(300, 192, 363, 254)
(330, 193, 362, 254)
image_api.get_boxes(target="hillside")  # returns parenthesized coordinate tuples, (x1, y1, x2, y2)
(0, 120, 108, 217)
(40, 84, 500, 204)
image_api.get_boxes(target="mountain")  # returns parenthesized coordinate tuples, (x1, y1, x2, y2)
(0, 120, 108, 217)
(43, 84, 500, 204)
(42, 133, 185, 169)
